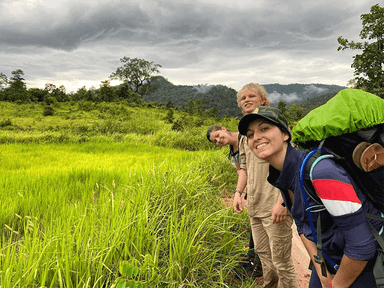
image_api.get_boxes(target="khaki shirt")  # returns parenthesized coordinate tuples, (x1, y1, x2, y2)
(239, 135, 281, 218)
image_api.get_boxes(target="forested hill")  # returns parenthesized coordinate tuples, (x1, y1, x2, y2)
(142, 76, 346, 118)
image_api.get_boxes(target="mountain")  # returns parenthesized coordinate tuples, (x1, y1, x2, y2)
(142, 76, 346, 118)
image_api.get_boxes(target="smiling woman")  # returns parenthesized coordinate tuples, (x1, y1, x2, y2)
(207, 124, 240, 167)
(238, 103, 384, 288)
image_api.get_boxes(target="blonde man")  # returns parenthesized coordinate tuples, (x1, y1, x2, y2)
(233, 83, 297, 288)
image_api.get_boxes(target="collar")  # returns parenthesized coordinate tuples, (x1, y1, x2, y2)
(268, 145, 306, 191)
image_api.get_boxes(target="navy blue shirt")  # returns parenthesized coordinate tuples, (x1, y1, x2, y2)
(268, 145, 382, 264)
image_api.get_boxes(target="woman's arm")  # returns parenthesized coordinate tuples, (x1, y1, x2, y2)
(331, 255, 367, 288)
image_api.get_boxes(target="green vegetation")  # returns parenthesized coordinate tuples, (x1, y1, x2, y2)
(338, 3, 384, 98)
(0, 100, 260, 287)
(109, 57, 162, 94)
(0, 142, 253, 287)
(0, 101, 240, 150)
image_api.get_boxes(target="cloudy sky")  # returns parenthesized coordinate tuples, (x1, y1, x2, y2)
(0, 0, 379, 93)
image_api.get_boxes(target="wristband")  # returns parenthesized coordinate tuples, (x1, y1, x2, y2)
(329, 283, 332, 288)
(232, 189, 241, 194)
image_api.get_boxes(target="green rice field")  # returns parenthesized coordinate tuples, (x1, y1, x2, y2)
(0, 141, 255, 287)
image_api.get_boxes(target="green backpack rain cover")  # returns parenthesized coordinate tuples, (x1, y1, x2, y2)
(292, 88, 384, 147)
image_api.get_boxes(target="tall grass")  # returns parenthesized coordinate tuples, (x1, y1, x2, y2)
(0, 142, 257, 287)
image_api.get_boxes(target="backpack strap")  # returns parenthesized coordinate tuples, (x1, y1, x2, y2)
(314, 214, 328, 277)
(365, 214, 384, 287)
(300, 143, 340, 275)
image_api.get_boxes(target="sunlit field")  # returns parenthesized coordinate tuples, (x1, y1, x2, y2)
(0, 142, 257, 287)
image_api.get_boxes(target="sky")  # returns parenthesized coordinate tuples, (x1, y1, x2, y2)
(0, 0, 380, 93)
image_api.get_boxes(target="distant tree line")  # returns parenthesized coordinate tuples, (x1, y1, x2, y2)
(0, 68, 344, 127)
(0, 70, 142, 106)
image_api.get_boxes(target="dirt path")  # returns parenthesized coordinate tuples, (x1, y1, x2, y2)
(222, 193, 311, 287)
(291, 222, 311, 287)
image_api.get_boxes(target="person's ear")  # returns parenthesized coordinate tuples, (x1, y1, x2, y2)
(283, 132, 290, 142)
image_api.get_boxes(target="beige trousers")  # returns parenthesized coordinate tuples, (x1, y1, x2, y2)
(250, 214, 297, 288)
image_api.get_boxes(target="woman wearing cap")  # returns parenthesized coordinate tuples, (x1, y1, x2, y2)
(238, 106, 382, 288)
(206, 124, 262, 279)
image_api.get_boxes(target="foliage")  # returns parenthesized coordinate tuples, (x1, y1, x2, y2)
(0, 143, 253, 287)
(0, 69, 28, 102)
(277, 101, 305, 129)
(44, 83, 69, 102)
(337, 4, 384, 98)
(43, 104, 55, 116)
(285, 104, 305, 127)
(164, 108, 175, 123)
(109, 57, 162, 94)
(0, 72, 8, 90)
(0, 117, 12, 127)
(28, 87, 49, 102)
(0, 101, 220, 151)
(116, 82, 143, 103)
(72, 86, 96, 102)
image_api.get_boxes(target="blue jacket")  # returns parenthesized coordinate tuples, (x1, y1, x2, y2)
(267, 145, 382, 265)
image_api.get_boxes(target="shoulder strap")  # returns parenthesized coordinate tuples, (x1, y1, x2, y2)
(299, 144, 339, 274)
(228, 133, 242, 160)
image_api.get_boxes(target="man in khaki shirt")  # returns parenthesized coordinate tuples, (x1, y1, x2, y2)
(233, 83, 296, 288)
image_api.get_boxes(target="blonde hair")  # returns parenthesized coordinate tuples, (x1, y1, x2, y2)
(237, 83, 270, 114)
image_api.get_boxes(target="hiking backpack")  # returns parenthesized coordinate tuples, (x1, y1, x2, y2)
(291, 89, 384, 285)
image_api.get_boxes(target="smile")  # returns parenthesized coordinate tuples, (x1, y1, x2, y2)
(256, 143, 267, 149)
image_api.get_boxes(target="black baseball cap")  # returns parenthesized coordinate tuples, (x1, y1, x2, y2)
(238, 106, 290, 141)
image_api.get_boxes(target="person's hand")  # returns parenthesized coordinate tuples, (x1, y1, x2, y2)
(320, 273, 334, 288)
(233, 193, 243, 213)
(271, 202, 287, 223)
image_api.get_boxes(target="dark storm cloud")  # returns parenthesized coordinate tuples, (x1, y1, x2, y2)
(0, 0, 366, 54)
(0, 1, 151, 51)
(0, 0, 379, 92)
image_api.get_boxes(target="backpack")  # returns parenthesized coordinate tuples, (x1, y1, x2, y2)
(291, 89, 384, 285)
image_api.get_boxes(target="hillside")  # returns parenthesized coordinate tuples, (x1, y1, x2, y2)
(143, 76, 345, 118)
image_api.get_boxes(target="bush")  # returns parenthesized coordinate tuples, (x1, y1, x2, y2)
(78, 101, 94, 112)
(43, 105, 54, 116)
(0, 118, 12, 127)
(164, 109, 174, 123)
(45, 96, 58, 106)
